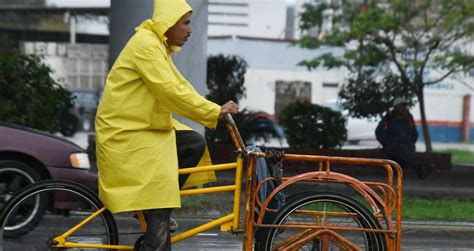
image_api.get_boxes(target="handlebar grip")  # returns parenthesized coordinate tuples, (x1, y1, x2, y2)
(225, 113, 235, 124)
(224, 113, 247, 151)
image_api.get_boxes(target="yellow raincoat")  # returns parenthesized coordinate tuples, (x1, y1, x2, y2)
(95, 0, 220, 214)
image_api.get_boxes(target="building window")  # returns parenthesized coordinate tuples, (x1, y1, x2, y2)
(322, 82, 339, 88)
(209, 2, 249, 7)
(208, 22, 248, 27)
(209, 12, 248, 17)
(274, 80, 312, 120)
(64, 51, 107, 90)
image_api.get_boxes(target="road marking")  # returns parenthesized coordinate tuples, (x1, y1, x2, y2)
(197, 233, 219, 237)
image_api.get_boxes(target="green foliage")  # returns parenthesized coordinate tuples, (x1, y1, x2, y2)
(0, 52, 73, 132)
(339, 72, 415, 119)
(206, 54, 247, 105)
(299, 3, 327, 32)
(278, 101, 347, 149)
(297, 0, 474, 151)
(206, 54, 249, 143)
(0, 34, 14, 55)
(297, 0, 474, 108)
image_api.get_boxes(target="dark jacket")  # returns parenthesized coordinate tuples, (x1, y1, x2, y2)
(375, 111, 418, 150)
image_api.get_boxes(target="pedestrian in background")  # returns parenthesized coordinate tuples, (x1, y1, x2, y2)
(375, 97, 431, 179)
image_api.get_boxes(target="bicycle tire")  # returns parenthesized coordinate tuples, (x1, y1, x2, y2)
(261, 191, 387, 251)
(0, 180, 119, 251)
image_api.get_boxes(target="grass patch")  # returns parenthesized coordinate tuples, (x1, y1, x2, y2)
(356, 195, 474, 221)
(178, 193, 236, 216)
(402, 196, 474, 221)
(180, 191, 474, 222)
(436, 149, 474, 165)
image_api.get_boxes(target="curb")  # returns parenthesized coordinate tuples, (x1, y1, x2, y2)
(402, 219, 474, 232)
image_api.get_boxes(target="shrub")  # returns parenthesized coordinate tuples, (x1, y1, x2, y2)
(279, 101, 347, 149)
(0, 52, 73, 132)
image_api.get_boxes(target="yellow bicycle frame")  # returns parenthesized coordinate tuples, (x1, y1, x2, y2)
(52, 157, 246, 250)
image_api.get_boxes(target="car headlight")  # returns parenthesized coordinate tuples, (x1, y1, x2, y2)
(70, 153, 91, 169)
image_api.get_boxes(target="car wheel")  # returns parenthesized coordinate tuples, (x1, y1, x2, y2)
(0, 160, 47, 236)
(60, 113, 79, 137)
(0, 160, 42, 208)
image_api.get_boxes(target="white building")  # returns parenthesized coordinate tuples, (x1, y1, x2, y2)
(21, 41, 108, 91)
(208, 35, 346, 116)
(209, 36, 474, 142)
(208, 0, 287, 39)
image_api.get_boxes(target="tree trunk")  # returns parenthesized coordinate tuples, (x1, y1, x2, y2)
(417, 86, 433, 153)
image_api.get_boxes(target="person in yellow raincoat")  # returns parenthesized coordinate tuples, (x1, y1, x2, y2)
(95, 0, 238, 250)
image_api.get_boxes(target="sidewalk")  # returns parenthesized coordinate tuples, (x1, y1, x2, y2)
(402, 219, 474, 232)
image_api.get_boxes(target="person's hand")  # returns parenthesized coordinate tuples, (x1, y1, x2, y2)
(219, 101, 239, 121)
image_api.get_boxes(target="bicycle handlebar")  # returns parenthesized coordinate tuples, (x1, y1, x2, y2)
(224, 113, 247, 151)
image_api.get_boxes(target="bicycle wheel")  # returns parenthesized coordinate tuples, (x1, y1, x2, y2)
(0, 180, 118, 251)
(261, 191, 386, 251)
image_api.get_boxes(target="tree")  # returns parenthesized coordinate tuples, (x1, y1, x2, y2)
(0, 52, 73, 132)
(297, 0, 474, 152)
(279, 101, 347, 149)
(206, 54, 247, 105)
(206, 54, 248, 143)
(0, 33, 14, 55)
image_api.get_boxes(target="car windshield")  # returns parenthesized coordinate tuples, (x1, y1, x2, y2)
(72, 91, 98, 108)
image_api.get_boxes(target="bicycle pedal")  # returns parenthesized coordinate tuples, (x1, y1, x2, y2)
(170, 218, 178, 233)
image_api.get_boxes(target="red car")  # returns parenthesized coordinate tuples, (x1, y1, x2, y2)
(0, 121, 97, 211)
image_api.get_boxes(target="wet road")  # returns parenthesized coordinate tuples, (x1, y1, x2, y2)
(2, 214, 474, 250)
(115, 216, 474, 250)
(174, 219, 474, 250)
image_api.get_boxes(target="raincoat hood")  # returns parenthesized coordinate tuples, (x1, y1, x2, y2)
(137, 0, 192, 52)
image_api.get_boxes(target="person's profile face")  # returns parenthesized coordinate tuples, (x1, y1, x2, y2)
(165, 12, 192, 47)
